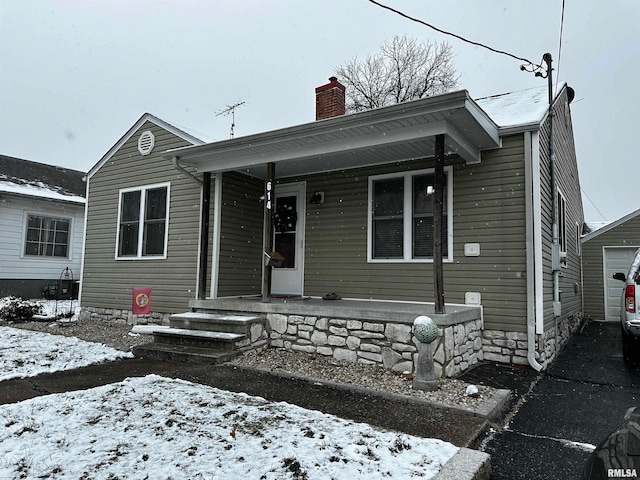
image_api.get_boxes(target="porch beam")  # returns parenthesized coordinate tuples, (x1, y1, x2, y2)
(434, 134, 445, 313)
(261, 163, 276, 302)
(198, 172, 211, 300)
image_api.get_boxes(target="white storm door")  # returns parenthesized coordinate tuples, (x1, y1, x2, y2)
(271, 182, 306, 295)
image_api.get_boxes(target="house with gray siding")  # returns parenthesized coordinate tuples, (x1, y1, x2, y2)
(581, 208, 640, 321)
(80, 79, 584, 377)
(0, 155, 85, 299)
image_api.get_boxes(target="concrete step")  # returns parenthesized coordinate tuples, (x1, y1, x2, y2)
(132, 325, 244, 350)
(169, 311, 265, 335)
(132, 343, 239, 364)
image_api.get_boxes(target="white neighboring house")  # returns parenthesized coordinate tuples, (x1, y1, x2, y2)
(0, 154, 86, 299)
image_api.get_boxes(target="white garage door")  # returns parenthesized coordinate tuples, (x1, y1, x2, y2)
(604, 247, 639, 321)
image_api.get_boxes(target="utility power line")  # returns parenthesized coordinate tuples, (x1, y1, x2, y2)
(367, 0, 544, 72)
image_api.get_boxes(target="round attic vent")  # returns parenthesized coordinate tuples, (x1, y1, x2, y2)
(138, 130, 155, 155)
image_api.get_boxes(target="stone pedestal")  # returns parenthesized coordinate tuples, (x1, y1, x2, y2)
(413, 342, 439, 391)
(412, 315, 439, 392)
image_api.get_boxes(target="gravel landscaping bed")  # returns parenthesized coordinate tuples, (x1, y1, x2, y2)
(4, 318, 150, 352)
(7, 317, 497, 412)
(231, 348, 494, 412)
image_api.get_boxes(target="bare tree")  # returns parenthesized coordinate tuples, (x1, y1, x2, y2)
(336, 35, 460, 112)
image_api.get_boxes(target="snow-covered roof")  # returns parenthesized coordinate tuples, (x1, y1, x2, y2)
(475, 85, 549, 130)
(0, 154, 86, 204)
(582, 208, 640, 242)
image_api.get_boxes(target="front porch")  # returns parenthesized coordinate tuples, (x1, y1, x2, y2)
(189, 297, 484, 378)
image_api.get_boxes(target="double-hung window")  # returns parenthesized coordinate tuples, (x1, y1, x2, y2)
(369, 168, 452, 262)
(116, 183, 170, 259)
(24, 214, 70, 258)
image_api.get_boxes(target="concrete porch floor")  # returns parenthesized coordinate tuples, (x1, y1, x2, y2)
(190, 296, 482, 327)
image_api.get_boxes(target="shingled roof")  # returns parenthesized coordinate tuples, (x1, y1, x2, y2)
(0, 154, 86, 200)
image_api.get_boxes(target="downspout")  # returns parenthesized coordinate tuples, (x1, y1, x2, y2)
(171, 156, 209, 300)
(77, 174, 90, 307)
(525, 131, 543, 371)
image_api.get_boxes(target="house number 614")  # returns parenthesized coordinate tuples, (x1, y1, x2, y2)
(266, 181, 272, 210)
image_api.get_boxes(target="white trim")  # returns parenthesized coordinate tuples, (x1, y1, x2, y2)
(524, 131, 542, 371)
(164, 90, 500, 175)
(557, 189, 567, 254)
(114, 181, 171, 260)
(531, 131, 544, 335)
(21, 210, 74, 261)
(87, 113, 203, 180)
(271, 181, 306, 296)
(582, 207, 640, 243)
(210, 173, 223, 298)
(367, 167, 453, 263)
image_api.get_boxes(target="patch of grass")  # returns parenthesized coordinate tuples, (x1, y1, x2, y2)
(389, 435, 412, 454)
(283, 457, 308, 480)
(364, 447, 380, 461)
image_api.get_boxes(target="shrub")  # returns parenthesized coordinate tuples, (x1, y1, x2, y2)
(0, 296, 42, 322)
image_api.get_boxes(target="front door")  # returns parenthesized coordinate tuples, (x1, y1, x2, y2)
(271, 182, 305, 295)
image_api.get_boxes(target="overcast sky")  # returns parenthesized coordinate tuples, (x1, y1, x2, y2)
(1, 0, 638, 223)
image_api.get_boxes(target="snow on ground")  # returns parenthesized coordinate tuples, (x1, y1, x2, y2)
(0, 375, 458, 479)
(0, 298, 129, 381)
(0, 326, 133, 381)
(0, 299, 458, 478)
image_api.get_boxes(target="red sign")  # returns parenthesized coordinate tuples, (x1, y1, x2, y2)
(132, 287, 152, 315)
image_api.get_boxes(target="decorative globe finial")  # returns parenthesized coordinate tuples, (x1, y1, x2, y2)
(413, 316, 438, 344)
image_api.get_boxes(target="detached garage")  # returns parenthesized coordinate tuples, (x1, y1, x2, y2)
(582, 208, 640, 321)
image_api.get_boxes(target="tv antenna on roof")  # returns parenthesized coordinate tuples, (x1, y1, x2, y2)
(216, 101, 246, 138)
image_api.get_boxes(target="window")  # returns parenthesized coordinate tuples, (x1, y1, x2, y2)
(369, 168, 452, 262)
(557, 190, 567, 253)
(24, 215, 70, 258)
(116, 183, 169, 259)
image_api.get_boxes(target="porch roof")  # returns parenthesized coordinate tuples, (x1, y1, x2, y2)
(163, 90, 500, 179)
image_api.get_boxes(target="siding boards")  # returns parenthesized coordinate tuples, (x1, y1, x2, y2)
(81, 121, 202, 314)
(538, 88, 584, 330)
(286, 134, 529, 332)
(217, 172, 263, 297)
(582, 212, 640, 319)
(0, 195, 84, 282)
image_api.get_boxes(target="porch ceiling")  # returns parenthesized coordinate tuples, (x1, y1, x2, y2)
(164, 90, 500, 179)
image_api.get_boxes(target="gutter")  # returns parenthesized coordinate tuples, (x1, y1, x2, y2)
(525, 131, 543, 371)
(171, 156, 202, 186)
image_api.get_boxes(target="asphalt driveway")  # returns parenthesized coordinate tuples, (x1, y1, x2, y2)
(461, 320, 640, 479)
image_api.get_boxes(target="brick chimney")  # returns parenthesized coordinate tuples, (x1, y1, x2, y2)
(315, 76, 346, 120)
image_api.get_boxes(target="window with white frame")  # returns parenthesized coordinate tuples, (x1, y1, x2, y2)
(557, 190, 567, 254)
(116, 183, 170, 259)
(368, 168, 452, 262)
(24, 214, 70, 258)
